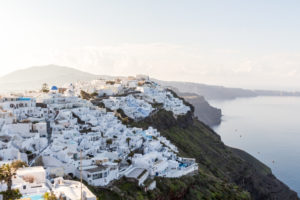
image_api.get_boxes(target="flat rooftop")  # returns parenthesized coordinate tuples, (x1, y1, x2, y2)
(84, 165, 107, 173)
(126, 168, 147, 179)
(53, 179, 95, 199)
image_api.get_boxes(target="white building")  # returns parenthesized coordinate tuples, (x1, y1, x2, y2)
(0, 166, 50, 195)
(125, 167, 149, 186)
(80, 164, 119, 186)
(0, 165, 97, 200)
(52, 177, 96, 200)
(0, 97, 36, 110)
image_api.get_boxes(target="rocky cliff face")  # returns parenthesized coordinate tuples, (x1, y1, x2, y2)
(156, 87, 222, 127)
(176, 92, 222, 127)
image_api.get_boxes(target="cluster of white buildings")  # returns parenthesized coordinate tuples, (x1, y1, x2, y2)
(0, 164, 96, 200)
(0, 75, 197, 199)
(136, 85, 191, 115)
(103, 95, 154, 120)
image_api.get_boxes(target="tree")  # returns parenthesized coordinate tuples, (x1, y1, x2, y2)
(0, 189, 22, 200)
(126, 137, 131, 147)
(106, 139, 113, 148)
(80, 90, 91, 100)
(0, 160, 27, 191)
(42, 83, 50, 93)
(90, 92, 98, 98)
(128, 151, 134, 158)
(44, 192, 57, 200)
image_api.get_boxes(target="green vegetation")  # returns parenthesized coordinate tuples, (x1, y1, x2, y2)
(126, 137, 131, 147)
(115, 108, 133, 125)
(128, 151, 134, 158)
(81, 91, 99, 100)
(0, 160, 27, 192)
(106, 80, 115, 85)
(80, 90, 91, 100)
(87, 174, 249, 200)
(0, 189, 22, 200)
(91, 92, 99, 98)
(106, 138, 113, 146)
(44, 192, 57, 200)
(41, 83, 50, 93)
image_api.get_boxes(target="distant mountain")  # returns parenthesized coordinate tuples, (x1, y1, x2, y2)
(0, 65, 100, 92)
(156, 80, 300, 100)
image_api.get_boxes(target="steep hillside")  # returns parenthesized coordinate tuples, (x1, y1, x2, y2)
(88, 170, 250, 200)
(129, 109, 298, 200)
(175, 92, 222, 127)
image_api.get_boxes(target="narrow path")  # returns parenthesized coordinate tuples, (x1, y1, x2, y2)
(29, 120, 53, 166)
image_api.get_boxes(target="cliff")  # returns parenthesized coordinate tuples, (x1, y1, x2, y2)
(176, 92, 222, 127)
(129, 110, 299, 200)
(89, 93, 298, 200)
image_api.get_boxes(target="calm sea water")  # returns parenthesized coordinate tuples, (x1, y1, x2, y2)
(210, 96, 300, 195)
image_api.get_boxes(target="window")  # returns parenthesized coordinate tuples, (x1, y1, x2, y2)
(92, 173, 103, 180)
(92, 174, 97, 180)
(23, 185, 26, 190)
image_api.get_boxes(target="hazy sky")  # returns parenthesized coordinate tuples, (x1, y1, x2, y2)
(1, 0, 300, 90)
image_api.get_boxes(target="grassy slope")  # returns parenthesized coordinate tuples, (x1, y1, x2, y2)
(89, 171, 250, 200)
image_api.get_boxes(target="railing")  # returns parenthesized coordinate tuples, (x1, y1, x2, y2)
(118, 165, 134, 178)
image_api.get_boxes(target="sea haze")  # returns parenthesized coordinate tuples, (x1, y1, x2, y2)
(211, 96, 300, 195)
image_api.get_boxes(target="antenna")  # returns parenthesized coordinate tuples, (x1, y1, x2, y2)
(17, 151, 21, 161)
(80, 149, 83, 200)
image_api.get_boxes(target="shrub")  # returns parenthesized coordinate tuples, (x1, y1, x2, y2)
(0, 189, 22, 200)
(80, 90, 91, 100)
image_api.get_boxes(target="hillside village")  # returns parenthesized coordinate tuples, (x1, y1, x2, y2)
(0, 75, 198, 200)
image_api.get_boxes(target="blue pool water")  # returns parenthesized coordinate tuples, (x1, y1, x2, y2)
(22, 194, 44, 200)
(179, 163, 188, 168)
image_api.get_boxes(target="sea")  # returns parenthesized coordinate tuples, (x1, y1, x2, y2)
(210, 96, 300, 195)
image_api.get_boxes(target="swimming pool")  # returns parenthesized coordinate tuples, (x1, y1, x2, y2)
(179, 163, 188, 168)
(21, 194, 44, 200)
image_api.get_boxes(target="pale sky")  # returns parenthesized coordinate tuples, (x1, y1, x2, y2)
(1, 0, 300, 90)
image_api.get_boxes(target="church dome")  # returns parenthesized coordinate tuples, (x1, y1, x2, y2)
(51, 86, 58, 90)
